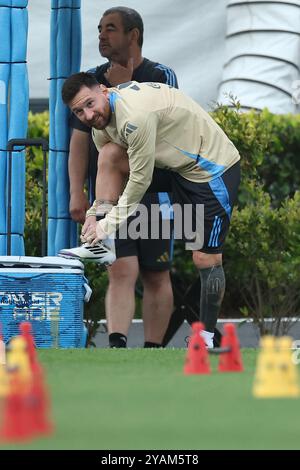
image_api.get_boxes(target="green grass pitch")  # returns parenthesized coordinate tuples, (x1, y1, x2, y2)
(1, 348, 300, 450)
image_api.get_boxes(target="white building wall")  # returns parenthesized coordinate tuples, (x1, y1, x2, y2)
(218, 0, 300, 114)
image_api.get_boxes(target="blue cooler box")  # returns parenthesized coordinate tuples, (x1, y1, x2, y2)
(0, 256, 91, 348)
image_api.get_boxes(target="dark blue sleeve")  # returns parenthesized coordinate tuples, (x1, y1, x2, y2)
(152, 64, 179, 89)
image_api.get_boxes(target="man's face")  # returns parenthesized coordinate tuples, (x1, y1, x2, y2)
(69, 85, 111, 130)
(98, 12, 132, 62)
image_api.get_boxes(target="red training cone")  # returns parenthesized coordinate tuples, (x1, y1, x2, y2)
(19, 322, 38, 371)
(30, 364, 54, 436)
(218, 323, 243, 372)
(184, 322, 211, 375)
(0, 375, 32, 442)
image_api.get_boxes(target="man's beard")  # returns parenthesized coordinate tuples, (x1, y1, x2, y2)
(92, 107, 112, 129)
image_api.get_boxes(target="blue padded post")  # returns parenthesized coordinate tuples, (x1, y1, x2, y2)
(0, 66, 10, 243)
(48, 0, 81, 255)
(0, 0, 29, 255)
(0, 5, 11, 253)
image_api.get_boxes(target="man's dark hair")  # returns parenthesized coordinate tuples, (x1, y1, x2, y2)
(103, 6, 144, 48)
(61, 72, 99, 104)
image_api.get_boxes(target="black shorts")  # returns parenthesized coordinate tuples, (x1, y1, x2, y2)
(148, 162, 240, 254)
(115, 191, 173, 271)
(89, 158, 173, 271)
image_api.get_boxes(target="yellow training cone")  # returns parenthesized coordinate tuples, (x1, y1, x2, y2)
(253, 335, 299, 398)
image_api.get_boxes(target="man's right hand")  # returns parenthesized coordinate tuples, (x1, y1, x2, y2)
(69, 192, 90, 223)
(104, 58, 134, 86)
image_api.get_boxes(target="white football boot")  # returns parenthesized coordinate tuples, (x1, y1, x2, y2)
(58, 239, 116, 266)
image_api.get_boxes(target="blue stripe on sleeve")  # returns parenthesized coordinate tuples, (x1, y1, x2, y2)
(173, 145, 225, 179)
(155, 64, 177, 87)
(109, 91, 120, 112)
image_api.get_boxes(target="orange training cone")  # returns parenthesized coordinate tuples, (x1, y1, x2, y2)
(184, 322, 211, 375)
(218, 323, 243, 372)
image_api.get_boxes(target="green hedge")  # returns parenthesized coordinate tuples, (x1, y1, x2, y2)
(25, 112, 49, 256)
(213, 104, 300, 204)
(26, 108, 300, 332)
(223, 183, 300, 333)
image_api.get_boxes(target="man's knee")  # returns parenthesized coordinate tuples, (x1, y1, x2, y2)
(192, 251, 222, 269)
(107, 257, 139, 286)
(98, 143, 129, 173)
(141, 269, 171, 291)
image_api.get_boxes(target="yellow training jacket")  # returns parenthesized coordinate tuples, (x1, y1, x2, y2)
(92, 81, 240, 236)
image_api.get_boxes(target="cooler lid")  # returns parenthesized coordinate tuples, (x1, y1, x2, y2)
(0, 256, 84, 269)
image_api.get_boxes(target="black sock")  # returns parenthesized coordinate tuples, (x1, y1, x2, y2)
(144, 341, 162, 348)
(199, 265, 225, 332)
(109, 332, 127, 348)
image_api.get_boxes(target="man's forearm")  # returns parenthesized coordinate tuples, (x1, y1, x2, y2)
(69, 129, 90, 194)
(98, 172, 153, 236)
(69, 157, 88, 195)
